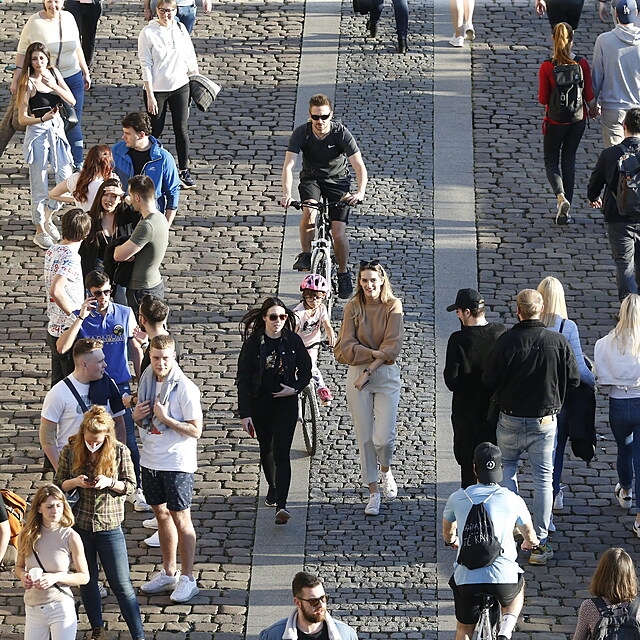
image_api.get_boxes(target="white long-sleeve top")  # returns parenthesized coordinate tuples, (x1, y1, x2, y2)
(594, 332, 640, 398)
(138, 19, 198, 93)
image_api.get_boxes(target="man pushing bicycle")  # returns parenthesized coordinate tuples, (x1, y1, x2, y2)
(281, 94, 368, 299)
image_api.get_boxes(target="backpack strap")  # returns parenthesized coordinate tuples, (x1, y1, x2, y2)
(592, 597, 610, 617)
(462, 487, 500, 504)
(63, 377, 89, 413)
(559, 319, 566, 334)
(628, 597, 640, 618)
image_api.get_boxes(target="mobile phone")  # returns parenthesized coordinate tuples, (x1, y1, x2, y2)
(86, 477, 97, 485)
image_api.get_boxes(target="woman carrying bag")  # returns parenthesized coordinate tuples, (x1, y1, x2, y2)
(15, 483, 89, 640)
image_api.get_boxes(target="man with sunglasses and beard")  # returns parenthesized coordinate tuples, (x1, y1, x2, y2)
(259, 572, 358, 640)
(281, 94, 368, 300)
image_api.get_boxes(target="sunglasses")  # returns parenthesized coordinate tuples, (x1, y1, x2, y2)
(91, 289, 111, 298)
(310, 114, 331, 121)
(360, 259, 380, 269)
(298, 594, 328, 606)
(268, 314, 287, 321)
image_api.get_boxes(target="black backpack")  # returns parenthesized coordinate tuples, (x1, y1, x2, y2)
(456, 489, 503, 570)
(616, 144, 640, 218)
(589, 597, 640, 640)
(547, 57, 584, 123)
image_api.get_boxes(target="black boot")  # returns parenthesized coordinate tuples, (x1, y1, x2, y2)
(397, 35, 408, 53)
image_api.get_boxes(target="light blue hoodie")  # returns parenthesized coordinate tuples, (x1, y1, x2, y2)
(592, 23, 640, 110)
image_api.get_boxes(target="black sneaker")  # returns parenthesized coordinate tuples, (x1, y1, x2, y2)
(265, 488, 277, 507)
(337, 271, 353, 299)
(179, 169, 196, 189)
(293, 252, 312, 271)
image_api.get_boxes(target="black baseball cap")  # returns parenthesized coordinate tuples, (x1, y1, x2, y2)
(474, 442, 502, 484)
(446, 288, 485, 312)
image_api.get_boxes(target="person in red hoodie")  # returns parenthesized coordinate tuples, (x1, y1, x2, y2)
(539, 21, 598, 225)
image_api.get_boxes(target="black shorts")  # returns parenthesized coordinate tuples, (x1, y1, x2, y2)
(141, 467, 194, 512)
(298, 178, 351, 223)
(449, 575, 524, 625)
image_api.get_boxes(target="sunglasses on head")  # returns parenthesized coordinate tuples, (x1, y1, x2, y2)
(310, 114, 331, 121)
(268, 314, 287, 321)
(298, 594, 328, 606)
(360, 259, 380, 269)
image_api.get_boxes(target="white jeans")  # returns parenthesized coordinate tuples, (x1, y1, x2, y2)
(25, 599, 77, 640)
(601, 107, 628, 148)
(346, 363, 401, 485)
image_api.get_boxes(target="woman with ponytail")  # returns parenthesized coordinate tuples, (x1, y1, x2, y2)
(538, 21, 597, 225)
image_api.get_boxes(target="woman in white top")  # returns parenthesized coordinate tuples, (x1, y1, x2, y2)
(138, 0, 198, 188)
(15, 483, 89, 640)
(12, 0, 91, 169)
(594, 294, 640, 537)
(49, 144, 114, 212)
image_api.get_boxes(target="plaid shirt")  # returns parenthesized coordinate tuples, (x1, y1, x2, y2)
(54, 442, 136, 532)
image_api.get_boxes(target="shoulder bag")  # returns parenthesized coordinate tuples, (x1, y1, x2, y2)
(32, 548, 80, 614)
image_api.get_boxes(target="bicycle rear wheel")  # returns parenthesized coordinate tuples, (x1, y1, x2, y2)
(300, 384, 319, 456)
(311, 248, 333, 320)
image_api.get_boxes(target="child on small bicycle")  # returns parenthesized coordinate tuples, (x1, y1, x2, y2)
(294, 274, 336, 404)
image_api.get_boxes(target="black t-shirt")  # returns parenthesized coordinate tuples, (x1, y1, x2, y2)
(128, 148, 152, 177)
(260, 335, 284, 395)
(89, 374, 126, 414)
(297, 624, 329, 640)
(288, 121, 359, 181)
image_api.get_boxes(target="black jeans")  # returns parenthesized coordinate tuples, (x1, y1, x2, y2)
(546, 0, 585, 29)
(126, 281, 165, 316)
(543, 119, 586, 204)
(452, 417, 497, 489)
(252, 394, 298, 510)
(144, 82, 190, 170)
(608, 222, 640, 301)
(46, 331, 74, 388)
(66, 0, 103, 68)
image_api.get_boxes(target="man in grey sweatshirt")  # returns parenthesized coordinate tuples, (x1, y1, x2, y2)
(592, 0, 640, 147)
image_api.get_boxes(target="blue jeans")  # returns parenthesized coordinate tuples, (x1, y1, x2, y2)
(607, 222, 640, 302)
(76, 526, 144, 640)
(609, 397, 640, 508)
(552, 404, 569, 498)
(117, 381, 140, 487)
(497, 412, 556, 544)
(63, 70, 85, 166)
(370, 0, 409, 36)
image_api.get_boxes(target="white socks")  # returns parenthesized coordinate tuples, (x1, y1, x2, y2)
(498, 613, 517, 639)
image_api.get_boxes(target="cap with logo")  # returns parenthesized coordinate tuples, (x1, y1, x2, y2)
(617, 0, 638, 24)
(474, 442, 503, 484)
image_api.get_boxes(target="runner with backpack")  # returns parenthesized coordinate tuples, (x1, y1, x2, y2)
(539, 21, 597, 225)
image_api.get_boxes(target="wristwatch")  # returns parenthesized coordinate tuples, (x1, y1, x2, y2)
(363, 368, 372, 376)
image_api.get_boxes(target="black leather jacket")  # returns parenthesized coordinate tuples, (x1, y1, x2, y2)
(236, 329, 312, 418)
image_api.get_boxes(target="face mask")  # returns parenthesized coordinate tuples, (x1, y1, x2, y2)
(85, 440, 104, 453)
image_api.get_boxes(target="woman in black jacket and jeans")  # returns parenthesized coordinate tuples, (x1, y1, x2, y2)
(237, 297, 312, 525)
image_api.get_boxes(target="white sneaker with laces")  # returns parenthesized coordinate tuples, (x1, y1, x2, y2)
(129, 488, 151, 512)
(140, 568, 180, 594)
(44, 219, 61, 242)
(143, 517, 158, 530)
(449, 35, 464, 47)
(170, 575, 199, 603)
(463, 22, 475, 40)
(381, 470, 398, 500)
(365, 492, 381, 515)
(143, 531, 160, 547)
(615, 483, 633, 509)
(553, 489, 564, 511)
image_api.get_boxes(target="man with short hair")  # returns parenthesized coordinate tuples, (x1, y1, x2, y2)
(114, 175, 169, 310)
(44, 208, 92, 387)
(135, 334, 202, 603)
(137, 294, 179, 374)
(444, 288, 506, 488)
(40, 338, 126, 470)
(443, 443, 539, 640)
(259, 571, 358, 640)
(483, 289, 579, 565)
(281, 94, 368, 299)
(588, 107, 640, 301)
(592, 0, 640, 147)
(112, 111, 180, 225)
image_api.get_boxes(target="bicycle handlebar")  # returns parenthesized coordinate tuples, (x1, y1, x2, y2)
(305, 340, 331, 350)
(288, 200, 359, 210)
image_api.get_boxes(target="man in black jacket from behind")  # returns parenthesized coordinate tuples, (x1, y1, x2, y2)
(483, 289, 579, 567)
(588, 107, 640, 301)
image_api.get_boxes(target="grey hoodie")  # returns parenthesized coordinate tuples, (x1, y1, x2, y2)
(592, 24, 640, 109)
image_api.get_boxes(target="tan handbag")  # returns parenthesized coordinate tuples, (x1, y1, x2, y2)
(10, 93, 26, 133)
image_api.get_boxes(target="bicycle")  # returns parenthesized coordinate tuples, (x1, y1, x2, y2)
(472, 593, 500, 640)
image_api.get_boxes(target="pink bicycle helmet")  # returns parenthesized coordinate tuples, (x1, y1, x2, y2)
(300, 273, 329, 293)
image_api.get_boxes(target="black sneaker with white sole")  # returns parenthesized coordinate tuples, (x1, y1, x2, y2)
(293, 252, 312, 271)
(179, 169, 196, 189)
(337, 271, 353, 299)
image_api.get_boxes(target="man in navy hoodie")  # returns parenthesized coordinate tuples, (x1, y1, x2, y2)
(112, 111, 180, 225)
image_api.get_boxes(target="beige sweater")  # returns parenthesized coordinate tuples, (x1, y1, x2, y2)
(336, 296, 404, 366)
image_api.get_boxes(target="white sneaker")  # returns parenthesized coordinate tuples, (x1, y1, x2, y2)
(463, 22, 475, 40)
(381, 470, 398, 500)
(365, 492, 381, 515)
(143, 517, 158, 530)
(553, 489, 564, 511)
(129, 488, 151, 512)
(140, 568, 180, 594)
(33, 232, 54, 249)
(170, 575, 199, 603)
(615, 483, 633, 509)
(44, 219, 61, 242)
(449, 35, 464, 47)
(143, 531, 160, 547)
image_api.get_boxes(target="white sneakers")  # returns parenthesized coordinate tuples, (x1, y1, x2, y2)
(463, 22, 475, 40)
(129, 488, 151, 512)
(615, 483, 633, 509)
(449, 35, 464, 47)
(143, 517, 159, 530)
(381, 470, 398, 500)
(553, 489, 564, 511)
(140, 568, 180, 594)
(365, 492, 381, 515)
(44, 219, 61, 242)
(170, 575, 199, 603)
(144, 531, 160, 547)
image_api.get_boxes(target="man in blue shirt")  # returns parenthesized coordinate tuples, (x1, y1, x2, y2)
(443, 443, 539, 640)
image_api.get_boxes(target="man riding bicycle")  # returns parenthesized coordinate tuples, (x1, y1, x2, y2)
(281, 94, 368, 299)
(442, 443, 539, 640)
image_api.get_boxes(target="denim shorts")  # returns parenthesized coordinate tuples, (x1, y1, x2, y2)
(141, 467, 194, 511)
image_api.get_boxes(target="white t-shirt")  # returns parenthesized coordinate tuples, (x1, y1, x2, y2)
(44, 244, 84, 337)
(139, 375, 202, 473)
(41, 374, 125, 452)
(66, 172, 104, 212)
(294, 302, 328, 347)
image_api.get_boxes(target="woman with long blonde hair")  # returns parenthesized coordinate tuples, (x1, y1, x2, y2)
(595, 294, 640, 537)
(334, 260, 404, 516)
(54, 406, 144, 640)
(15, 483, 89, 640)
(538, 21, 597, 225)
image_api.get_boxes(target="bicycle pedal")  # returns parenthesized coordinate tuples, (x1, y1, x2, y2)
(320, 401, 332, 407)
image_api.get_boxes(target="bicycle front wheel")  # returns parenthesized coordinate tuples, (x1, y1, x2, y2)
(311, 248, 333, 319)
(300, 384, 319, 457)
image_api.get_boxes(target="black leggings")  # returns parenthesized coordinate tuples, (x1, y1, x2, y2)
(543, 119, 586, 204)
(66, 0, 103, 67)
(252, 395, 298, 510)
(144, 82, 190, 170)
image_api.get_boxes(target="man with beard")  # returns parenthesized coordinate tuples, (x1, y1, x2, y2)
(259, 572, 358, 640)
